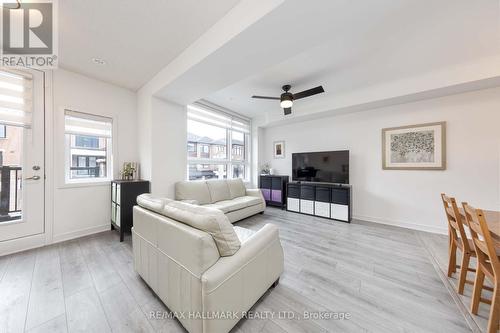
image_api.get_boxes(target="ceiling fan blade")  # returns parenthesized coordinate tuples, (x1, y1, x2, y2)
(283, 107, 292, 115)
(251, 95, 280, 100)
(292, 86, 325, 100)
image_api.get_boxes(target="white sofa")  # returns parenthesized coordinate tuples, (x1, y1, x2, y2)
(175, 179, 266, 223)
(132, 195, 284, 333)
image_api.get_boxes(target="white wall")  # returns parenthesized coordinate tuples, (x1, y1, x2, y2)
(137, 89, 152, 180)
(51, 69, 138, 242)
(251, 117, 266, 187)
(150, 98, 187, 198)
(262, 87, 500, 234)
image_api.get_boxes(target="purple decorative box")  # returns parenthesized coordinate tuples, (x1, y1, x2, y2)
(271, 190, 282, 202)
(261, 189, 271, 201)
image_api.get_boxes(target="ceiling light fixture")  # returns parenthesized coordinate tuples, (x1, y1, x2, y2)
(252, 84, 325, 116)
(279, 93, 293, 108)
(92, 57, 107, 65)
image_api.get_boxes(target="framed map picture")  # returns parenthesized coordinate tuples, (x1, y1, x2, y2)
(382, 122, 446, 170)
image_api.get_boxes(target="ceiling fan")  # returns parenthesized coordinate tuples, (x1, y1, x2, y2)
(252, 84, 325, 115)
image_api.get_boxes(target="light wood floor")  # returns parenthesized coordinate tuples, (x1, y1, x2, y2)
(418, 231, 493, 333)
(0, 208, 472, 333)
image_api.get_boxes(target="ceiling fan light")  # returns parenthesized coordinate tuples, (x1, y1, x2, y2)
(280, 100, 293, 108)
(280, 93, 293, 108)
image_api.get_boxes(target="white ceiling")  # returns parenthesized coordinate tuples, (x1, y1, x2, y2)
(205, 0, 500, 118)
(58, 0, 240, 90)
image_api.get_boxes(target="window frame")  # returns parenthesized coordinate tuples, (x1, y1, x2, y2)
(64, 110, 113, 185)
(186, 104, 251, 182)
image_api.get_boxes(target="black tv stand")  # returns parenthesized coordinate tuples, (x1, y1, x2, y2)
(286, 182, 352, 222)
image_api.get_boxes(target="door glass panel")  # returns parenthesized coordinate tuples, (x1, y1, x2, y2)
(0, 68, 44, 243)
(0, 124, 23, 222)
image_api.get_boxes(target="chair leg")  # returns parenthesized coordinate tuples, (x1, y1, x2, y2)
(448, 242, 457, 277)
(487, 284, 499, 333)
(471, 268, 485, 314)
(457, 253, 470, 295)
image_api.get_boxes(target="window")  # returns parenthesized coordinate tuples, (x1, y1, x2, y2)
(74, 135, 99, 149)
(0, 125, 6, 138)
(187, 104, 250, 181)
(64, 110, 112, 183)
(187, 142, 196, 159)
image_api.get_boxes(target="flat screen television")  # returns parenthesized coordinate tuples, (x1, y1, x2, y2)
(292, 150, 349, 184)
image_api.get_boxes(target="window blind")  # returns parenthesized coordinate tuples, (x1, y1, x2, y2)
(187, 104, 250, 133)
(64, 110, 113, 138)
(0, 69, 33, 128)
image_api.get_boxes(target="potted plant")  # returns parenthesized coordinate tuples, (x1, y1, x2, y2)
(260, 163, 271, 175)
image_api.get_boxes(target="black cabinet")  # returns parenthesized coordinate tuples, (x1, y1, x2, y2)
(300, 185, 315, 200)
(111, 180, 150, 241)
(315, 187, 331, 202)
(332, 188, 349, 205)
(330, 187, 350, 221)
(287, 184, 300, 198)
(259, 175, 289, 209)
(287, 182, 352, 222)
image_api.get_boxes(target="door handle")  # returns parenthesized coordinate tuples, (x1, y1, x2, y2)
(25, 175, 41, 180)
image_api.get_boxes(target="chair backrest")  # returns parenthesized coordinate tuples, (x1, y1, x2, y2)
(462, 203, 500, 277)
(441, 193, 470, 251)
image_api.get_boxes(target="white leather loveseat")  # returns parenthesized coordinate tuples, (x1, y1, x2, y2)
(132, 194, 284, 333)
(175, 179, 265, 223)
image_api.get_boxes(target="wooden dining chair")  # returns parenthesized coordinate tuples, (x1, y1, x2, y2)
(441, 193, 476, 294)
(462, 203, 500, 333)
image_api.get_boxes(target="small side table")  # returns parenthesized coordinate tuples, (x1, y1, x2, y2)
(111, 180, 150, 241)
(259, 175, 289, 209)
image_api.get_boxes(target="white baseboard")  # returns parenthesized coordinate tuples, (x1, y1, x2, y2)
(0, 224, 111, 257)
(353, 214, 448, 235)
(52, 224, 110, 243)
(0, 233, 46, 257)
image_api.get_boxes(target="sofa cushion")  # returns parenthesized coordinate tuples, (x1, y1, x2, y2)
(227, 178, 246, 199)
(162, 200, 240, 256)
(231, 196, 263, 208)
(137, 194, 171, 214)
(206, 180, 231, 203)
(204, 200, 247, 213)
(175, 180, 212, 205)
(180, 199, 199, 205)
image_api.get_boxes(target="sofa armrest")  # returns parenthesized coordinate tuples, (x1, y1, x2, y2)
(200, 224, 283, 332)
(201, 223, 283, 294)
(246, 188, 263, 198)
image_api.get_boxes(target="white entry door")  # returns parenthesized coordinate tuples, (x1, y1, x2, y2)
(0, 69, 45, 242)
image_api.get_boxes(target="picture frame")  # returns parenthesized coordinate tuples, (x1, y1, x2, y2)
(273, 141, 285, 159)
(382, 122, 446, 170)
